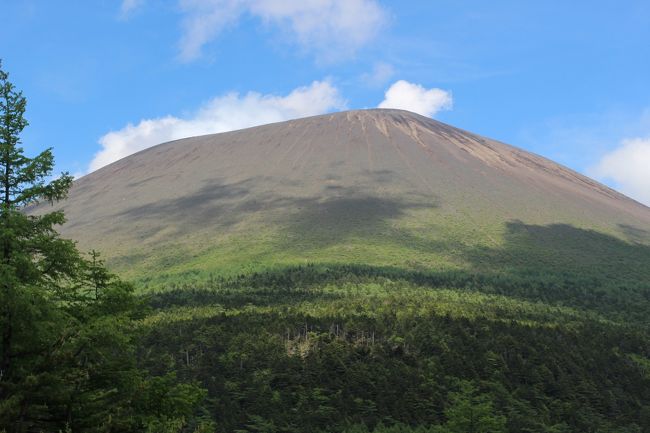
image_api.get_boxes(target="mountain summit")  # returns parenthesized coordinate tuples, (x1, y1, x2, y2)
(37, 109, 650, 280)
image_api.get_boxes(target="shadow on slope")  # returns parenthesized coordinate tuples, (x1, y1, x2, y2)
(114, 177, 256, 233)
(466, 221, 650, 285)
(275, 194, 438, 253)
(112, 172, 436, 243)
(272, 206, 650, 293)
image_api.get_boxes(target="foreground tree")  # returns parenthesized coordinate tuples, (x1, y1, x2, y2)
(0, 56, 76, 397)
(0, 62, 209, 432)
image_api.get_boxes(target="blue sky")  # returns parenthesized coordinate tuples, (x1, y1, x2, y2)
(1, 0, 649, 204)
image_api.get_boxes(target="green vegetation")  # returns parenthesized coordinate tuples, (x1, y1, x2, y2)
(139, 266, 650, 432)
(0, 62, 209, 432)
(122, 213, 650, 296)
(3, 62, 650, 432)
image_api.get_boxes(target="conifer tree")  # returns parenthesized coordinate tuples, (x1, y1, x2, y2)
(0, 60, 208, 433)
(0, 59, 76, 402)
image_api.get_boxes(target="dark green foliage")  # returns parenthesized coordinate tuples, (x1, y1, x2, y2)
(0, 62, 208, 433)
(1, 60, 76, 404)
(442, 381, 505, 433)
(342, 382, 506, 432)
(140, 266, 650, 433)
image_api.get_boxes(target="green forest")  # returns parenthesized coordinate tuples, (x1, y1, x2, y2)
(2, 63, 650, 433)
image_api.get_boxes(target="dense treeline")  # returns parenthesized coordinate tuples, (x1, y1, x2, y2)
(140, 272, 650, 433)
(148, 263, 650, 325)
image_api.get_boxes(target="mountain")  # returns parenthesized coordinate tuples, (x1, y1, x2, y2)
(29, 109, 650, 432)
(34, 109, 650, 283)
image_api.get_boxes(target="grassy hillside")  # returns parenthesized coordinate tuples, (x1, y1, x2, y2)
(131, 220, 650, 295)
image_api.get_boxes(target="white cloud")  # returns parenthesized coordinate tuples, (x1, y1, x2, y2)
(378, 80, 452, 117)
(177, 0, 387, 62)
(89, 80, 345, 172)
(590, 137, 650, 206)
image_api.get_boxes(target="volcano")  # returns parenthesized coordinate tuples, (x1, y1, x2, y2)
(34, 109, 650, 281)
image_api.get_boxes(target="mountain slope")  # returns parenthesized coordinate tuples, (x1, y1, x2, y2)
(30, 109, 650, 432)
(33, 109, 650, 282)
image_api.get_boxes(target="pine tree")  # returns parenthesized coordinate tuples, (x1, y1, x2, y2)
(0, 60, 208, 433)
(0, 59, 76, 403)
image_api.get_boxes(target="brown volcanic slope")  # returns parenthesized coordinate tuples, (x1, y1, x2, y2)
(33, 109, 650, 282)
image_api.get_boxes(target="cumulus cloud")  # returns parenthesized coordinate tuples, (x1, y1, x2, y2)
(178, 0, 387, 62)
(590, 137, 650, 206)
(378, 80, 452, 117)
(89, 80, 344, 172)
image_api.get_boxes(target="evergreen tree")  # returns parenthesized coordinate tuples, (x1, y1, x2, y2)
(0, 58, 76, 408)
(0, 61, 208, 433)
